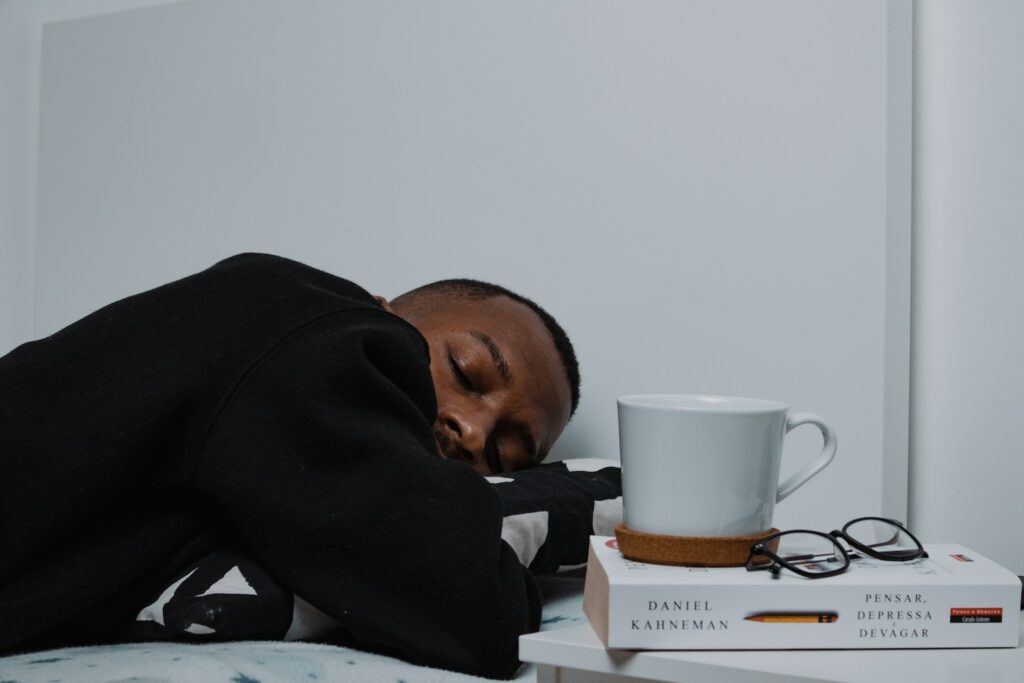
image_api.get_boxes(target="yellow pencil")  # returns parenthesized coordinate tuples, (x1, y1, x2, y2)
(745, 612, 838, 623)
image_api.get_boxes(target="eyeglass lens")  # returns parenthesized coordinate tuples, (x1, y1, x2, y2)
(755, 532, 847, 575)
(842, 519, 922, 559)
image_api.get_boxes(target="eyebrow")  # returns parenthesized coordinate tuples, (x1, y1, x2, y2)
(469, 330, 512, 386)
(469, 330, 543, 463)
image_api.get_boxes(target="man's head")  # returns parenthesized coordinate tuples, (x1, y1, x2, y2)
(378, 280, 579, 476)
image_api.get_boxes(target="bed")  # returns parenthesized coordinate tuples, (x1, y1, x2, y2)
(0, 574, 586, 683)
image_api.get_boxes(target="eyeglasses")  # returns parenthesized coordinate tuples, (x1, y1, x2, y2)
(746, 517, 928, 579)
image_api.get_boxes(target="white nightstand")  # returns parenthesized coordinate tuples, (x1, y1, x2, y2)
(520, 611, 1024, 683)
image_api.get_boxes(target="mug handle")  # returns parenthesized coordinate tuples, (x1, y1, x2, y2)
(776, 412, 838, 502)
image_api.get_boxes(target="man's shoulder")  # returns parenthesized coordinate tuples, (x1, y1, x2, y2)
(209, 253, 377, 307)
(212, 252, 352, 282)
(212, 252, 309, 270)
(206, 253, 425, 348)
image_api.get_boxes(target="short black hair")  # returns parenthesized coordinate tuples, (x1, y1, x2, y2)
(393, 279, 580, 416)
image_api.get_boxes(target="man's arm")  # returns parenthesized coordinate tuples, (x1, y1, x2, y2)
(193, 308, 539, 679)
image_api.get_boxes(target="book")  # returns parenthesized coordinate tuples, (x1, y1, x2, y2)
(583, 536, 1021, 649)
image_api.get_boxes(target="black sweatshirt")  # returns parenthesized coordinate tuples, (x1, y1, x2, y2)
(0, 253, 540, 679)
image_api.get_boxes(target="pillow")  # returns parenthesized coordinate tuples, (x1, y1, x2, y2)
(487, 458, 622, 574)
(125, 459, 622, 642)
(128, 547, 297, 642)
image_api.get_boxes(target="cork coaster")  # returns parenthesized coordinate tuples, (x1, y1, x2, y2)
(614, 523, 781, 567)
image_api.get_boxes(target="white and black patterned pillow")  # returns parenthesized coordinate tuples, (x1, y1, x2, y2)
(487, 458, 622, 574)
(125, 459, 621, 642)
(128, 548, 295, 642)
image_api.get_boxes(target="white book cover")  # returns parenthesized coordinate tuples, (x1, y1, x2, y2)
(583, 536, 1022, 650)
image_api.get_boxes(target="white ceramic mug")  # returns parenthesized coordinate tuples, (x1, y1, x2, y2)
(617, 394, 838, 537)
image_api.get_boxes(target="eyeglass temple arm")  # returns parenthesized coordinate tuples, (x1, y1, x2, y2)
(747, 546, 783, 578)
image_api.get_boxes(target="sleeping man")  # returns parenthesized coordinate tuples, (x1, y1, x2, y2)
(0, 253, 613, 679)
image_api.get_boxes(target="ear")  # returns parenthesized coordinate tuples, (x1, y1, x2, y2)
(373, 295, 395, 314)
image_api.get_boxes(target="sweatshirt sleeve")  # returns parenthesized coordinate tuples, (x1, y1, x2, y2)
(193, 308, 540, 679)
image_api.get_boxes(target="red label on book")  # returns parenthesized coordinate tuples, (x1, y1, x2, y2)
(950, 607, 1003, 623)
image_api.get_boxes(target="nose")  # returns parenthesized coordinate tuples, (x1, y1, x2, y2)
(439, 406, 492, 472)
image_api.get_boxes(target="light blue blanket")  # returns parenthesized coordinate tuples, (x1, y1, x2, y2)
(0, 576, 586, 683)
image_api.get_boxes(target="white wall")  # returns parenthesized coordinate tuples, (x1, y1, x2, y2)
(0, 0, 39, 355)
(912, 0, 1024, 573)
(26, 0, 909, 534)
(6, 0, 1020, 572)
(0, 0, 179, 356)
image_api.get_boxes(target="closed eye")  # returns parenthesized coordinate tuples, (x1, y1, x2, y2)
(448, 353, 475, 392)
